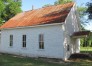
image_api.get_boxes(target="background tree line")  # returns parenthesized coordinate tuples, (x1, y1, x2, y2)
(0, 0, 22, 25)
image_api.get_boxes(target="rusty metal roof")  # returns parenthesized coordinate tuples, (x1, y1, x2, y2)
(0, 2, 74, 29)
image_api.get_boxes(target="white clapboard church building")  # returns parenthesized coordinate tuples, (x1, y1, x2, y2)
(0, 2, 90, 60)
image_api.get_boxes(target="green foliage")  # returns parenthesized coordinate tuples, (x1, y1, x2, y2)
(77, 7, 87, 18)
(43, 4, 52, 7)
(43, 0, 73, 7)
(0, 0, 22, 25)
(0, 1, 5, 13)
(77, 6, 89, 25)
(86, 1, 92, 19)
(80, 32, 92, 47)
(54, 0, 73, 5)
(0, 0, 5, 24)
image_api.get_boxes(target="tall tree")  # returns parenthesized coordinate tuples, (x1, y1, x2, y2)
(43, 4, 52, 7)
(43, 0, 73, 8)
(54, 0, 73, 5)
(77, 7, 88, 25)
(0, 0, 5, 23)
(86, 1, 92, 19)
(0, 0, 22, 25)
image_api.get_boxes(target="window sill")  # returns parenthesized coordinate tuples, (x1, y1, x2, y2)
(21, 47, 27, 50)
(8, 46, 13, 48)
(38, 49, 45, 51)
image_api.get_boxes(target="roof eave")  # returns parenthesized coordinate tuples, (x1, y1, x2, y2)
(1, 22, 64, 30)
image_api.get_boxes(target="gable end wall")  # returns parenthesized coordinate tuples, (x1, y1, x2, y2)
(63, 4, 80, 60)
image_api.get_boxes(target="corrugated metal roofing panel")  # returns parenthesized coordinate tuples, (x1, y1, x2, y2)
(0, 2, 74, 29)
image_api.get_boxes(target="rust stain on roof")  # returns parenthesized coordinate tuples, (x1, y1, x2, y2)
(0, 2, 74, 29)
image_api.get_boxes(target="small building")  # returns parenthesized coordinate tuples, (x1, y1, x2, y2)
(0, 2, 84, 60)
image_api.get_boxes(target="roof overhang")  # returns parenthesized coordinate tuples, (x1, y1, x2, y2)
(0, 22, 64, 30)
(71, 31, 91, 38)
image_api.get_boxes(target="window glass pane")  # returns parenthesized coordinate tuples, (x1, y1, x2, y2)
(10, 35, 13, 46)
(39, 34, 44, 49)
(39, 34, 41, 41)
(39, 34, 44, 41)
(41, 42, 44, 49)
(41, 34, 44, 41)
(23, 35, 26, 47)
(23, 35, 26, 41)
(67, 45, 70, 51)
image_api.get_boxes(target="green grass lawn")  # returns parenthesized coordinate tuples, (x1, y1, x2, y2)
(0, 53, 92, 66)
(80, 47, 92, 53)
(80, 47, 92, 51)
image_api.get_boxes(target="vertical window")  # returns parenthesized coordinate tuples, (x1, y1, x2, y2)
(23, 35, 26, 47)
(10, 35, 13, 46)
(39, 34, 44, 49)
(67, 45, 70, 51)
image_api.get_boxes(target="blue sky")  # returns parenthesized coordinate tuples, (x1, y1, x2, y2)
(22, 0, 56, 11)
(21, 0, 91, 11)
(21, 0, 92, 31)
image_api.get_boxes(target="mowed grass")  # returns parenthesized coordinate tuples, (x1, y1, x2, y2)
(0, 53, 92, 66)
(80, 47, 92, 53)
(0, 53, 62, 66)
(81, 47, 92, 51)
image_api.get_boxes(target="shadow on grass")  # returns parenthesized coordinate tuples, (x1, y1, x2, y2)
(81, 51, 92, 54)
(0, 53, 92, 66)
